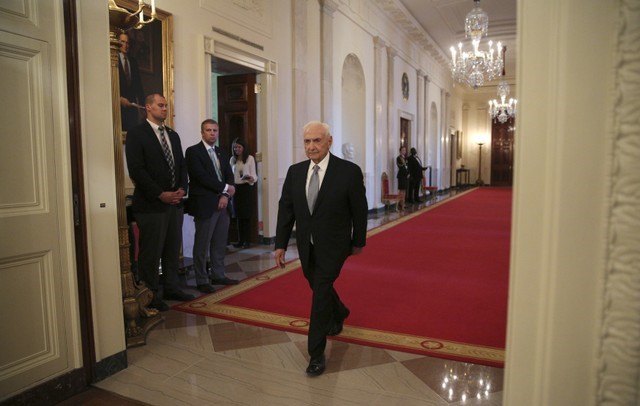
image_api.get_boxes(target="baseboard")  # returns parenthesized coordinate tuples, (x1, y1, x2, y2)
(1, 368, 86, 406)
(0, 350, 127, 405)
(94, 350, 127, 382)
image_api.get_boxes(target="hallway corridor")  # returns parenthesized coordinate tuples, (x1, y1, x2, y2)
(69, 191, 504, 405)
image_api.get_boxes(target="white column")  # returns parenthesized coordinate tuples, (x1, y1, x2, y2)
(292, 0, 308, 158)
(373, 36, 387, 208)
(444, 91, 451, 189)
(257, 63, 278, 239)
(320, 0, 338, 128)
(386, 46, 397, 187)
(436, 88, 446, 189)
(416, 70, 426, 160)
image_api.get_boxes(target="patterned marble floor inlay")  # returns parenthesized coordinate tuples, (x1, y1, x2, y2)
(92, 189, 504, 405)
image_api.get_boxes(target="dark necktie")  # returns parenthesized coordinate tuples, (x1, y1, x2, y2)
(307, 164, 320, 213)
(123, 56, 131, 84)
(159, 126, 175, 187)
(208, 148, 223, 181)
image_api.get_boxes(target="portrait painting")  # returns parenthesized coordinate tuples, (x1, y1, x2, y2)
(115, 0, 174, 132)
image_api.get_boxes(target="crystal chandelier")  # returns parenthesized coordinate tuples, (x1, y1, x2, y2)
(488, 47, 517, 123)
(450, 0, 504, 90)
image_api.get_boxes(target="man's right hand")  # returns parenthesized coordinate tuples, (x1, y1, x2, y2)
(274, 248, 286, 269)
(159, 191, 182, 205)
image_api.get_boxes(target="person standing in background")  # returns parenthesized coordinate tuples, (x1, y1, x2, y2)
(230, 138, 257, 249)
(396, 146, 409, 209)
(185, 119, 239, 294)
(407, 147, 427, 203)
(118, 32, 145, 132)
(125, 93, 193, 311)
(274, 121, 368, 376)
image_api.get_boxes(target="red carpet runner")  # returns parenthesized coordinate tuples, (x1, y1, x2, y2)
(175, 187, 512, 367)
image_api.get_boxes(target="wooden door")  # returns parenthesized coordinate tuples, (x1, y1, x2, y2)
(0, 0, 84, 399)
(217, 74, 258, 244)
(490, 117, 515, 186)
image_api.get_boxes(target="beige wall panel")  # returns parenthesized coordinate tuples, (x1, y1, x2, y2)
(0, 1, 78, 399)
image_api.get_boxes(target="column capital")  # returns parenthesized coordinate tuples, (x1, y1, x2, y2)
(373, 36, 386, 49)
(319, 0, 339, 15)
(386, 46, 397, 58)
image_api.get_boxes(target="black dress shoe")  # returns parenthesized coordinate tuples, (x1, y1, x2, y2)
(163, 290, 195, 301)
(149, 299, 170, 312)
(327, 307, 350, 336)
(210, 277, 239, 285)
(196, 284, 216, 293)
(305, 355, 326, 376)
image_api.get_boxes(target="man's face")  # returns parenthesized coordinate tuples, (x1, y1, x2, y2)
(119, 33, 129, 54)
(201, 123, 219, 146)
(304, 124, 332, 163)
(146, 95, 167, 123)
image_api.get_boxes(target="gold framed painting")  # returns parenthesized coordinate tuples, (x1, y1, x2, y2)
(115, 0, 174, 133)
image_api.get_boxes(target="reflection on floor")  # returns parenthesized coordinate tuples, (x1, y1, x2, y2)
(78, 189, 505, 405)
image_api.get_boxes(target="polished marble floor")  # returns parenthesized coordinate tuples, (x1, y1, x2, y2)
(87, 189, 504, 405)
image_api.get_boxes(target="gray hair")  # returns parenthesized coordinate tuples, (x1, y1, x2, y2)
(303, 121, 331, 137)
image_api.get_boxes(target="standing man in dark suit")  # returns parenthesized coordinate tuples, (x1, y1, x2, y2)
(118, 32, 145, 132)
(185, 119, 238, 294)
(274, 121, 368, 376)
(407, 147, 427, 203)
(125, 93, 194, 311)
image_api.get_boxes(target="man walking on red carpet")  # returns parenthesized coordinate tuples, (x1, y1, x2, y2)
(274, 121, 368, 376)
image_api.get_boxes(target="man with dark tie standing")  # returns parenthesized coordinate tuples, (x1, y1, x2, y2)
(185, 119, 238, 294)
(125, 93, 194, 311)
(274, 121, 368, 376)
(118, 32, 145, 131)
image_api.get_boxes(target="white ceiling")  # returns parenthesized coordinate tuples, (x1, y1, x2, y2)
(381, 0, 518, 85)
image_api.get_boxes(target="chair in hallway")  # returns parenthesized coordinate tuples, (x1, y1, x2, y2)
(421, 167, 438, 200)
(381, 172, 401, 211)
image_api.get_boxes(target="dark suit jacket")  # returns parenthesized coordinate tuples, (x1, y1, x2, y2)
(275, 153, 368, 271)
(185, 142, 234, 219)
(407, 154, 425, 180)
(125, 121, 188, 213)
(119, 53, 145, 131)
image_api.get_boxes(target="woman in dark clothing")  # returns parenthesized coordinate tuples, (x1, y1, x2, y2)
(396, 146, 409, 209)
(230, 139, 257, 248)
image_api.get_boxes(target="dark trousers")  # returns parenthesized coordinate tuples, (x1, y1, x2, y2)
(236, 218, 250, 244)
(408, 177, 422, 201)
(134, 205, 184, 296)
(302, 243, 349, 359)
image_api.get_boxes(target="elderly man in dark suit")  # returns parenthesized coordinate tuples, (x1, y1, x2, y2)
(274, 121, 368, 376)
(125, 93, 194, 311)
(185, 119, 238, 294)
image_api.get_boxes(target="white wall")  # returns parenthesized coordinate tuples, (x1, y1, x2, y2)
(504, 0, 618, 404)
(78, 0, 126, 361)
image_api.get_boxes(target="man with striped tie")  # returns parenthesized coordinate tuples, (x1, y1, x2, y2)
(125, 93, 194, 311)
